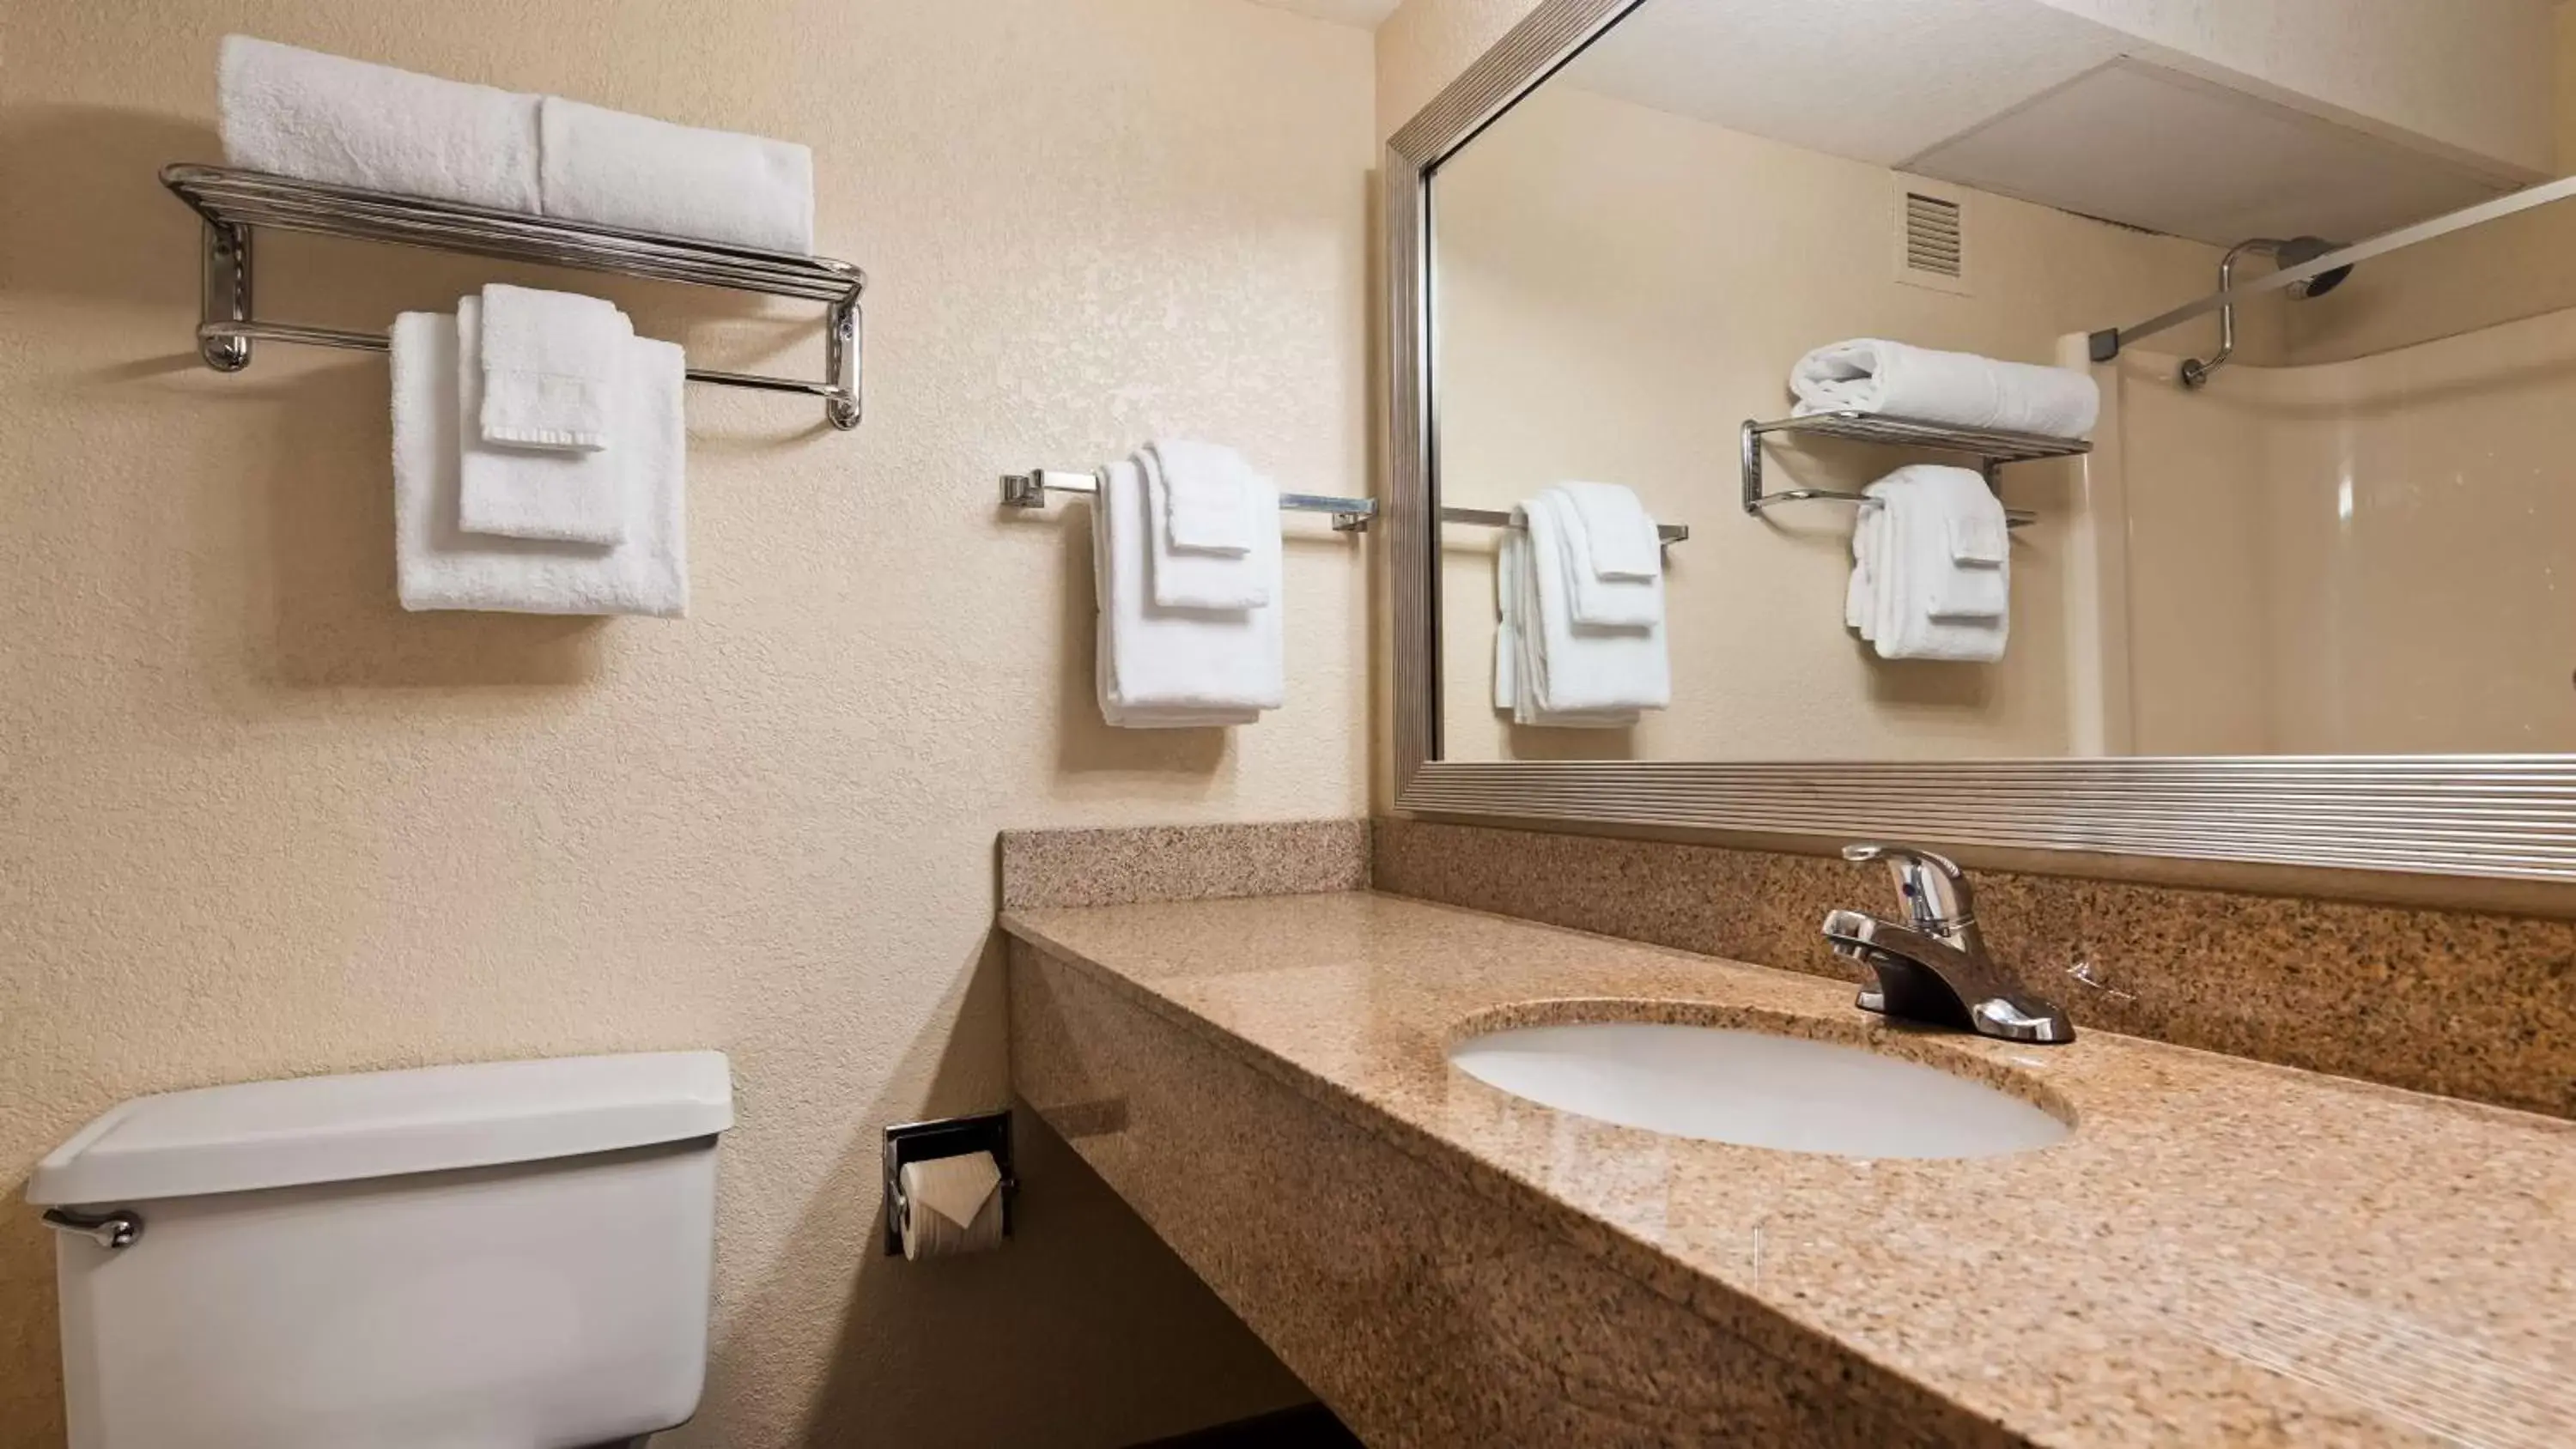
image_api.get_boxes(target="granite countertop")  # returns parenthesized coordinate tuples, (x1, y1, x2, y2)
(1002, 891, 2576, 1448)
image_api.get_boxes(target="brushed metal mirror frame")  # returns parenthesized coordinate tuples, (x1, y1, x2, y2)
(1382, 0, 2576, 898)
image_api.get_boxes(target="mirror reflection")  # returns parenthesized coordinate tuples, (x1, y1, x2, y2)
(1432, 0, 2576, 761)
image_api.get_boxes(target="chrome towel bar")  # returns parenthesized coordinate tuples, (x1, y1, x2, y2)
(1001, 470, 1689, 543)
(161, 164, 868, 430)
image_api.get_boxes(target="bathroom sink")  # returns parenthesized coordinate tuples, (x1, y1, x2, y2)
(1448, 1022, 2069, 1159)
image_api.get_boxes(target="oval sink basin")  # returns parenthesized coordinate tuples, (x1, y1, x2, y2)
(1449, 1022, 2069, 1159)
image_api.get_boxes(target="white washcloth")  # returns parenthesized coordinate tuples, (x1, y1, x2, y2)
(1541, 483, 1663, 629)
(392, 311, 687, 616)
(1138, 448, 1272, 610)
(1143, 439, 1259, 555)
(1513, 497, 1668, 718)
(1495, 530, 1638, 727)
(219, 36, 541, 213)
(455, 296, 629, 546)
(1555, 481, 1661, 580)
(538, 96, 814, 254)
(1091, 460, 1281, 724)
(477, 284, 631, 452)
(1855, 467, 2006, 662)
(1791, 338, 2099, 439)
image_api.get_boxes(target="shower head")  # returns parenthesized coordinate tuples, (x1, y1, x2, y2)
(2268, 236, 2354, 298)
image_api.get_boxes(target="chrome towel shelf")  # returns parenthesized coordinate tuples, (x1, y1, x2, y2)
(1001, 469, 1689, 543)
(1741, 411, 2087, 529)
(160, 164, 867, 430)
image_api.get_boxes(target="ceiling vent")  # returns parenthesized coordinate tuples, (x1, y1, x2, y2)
(1895, 184, 1970, 294)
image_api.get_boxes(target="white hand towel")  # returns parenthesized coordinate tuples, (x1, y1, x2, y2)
(1791, 338, 2099, 439)
(1143, 439, 1259, 555)
(219, 36, 540, 213)
(1918, 468, 2008, 623)
(1542, 483, 1663, 629)
(455, 295, 628, 546)
(1860, 469, 2006, 663)
(1138, 448, 1271, 610)
(538, 97, 814, 254)
(1554, 481, 1661, 580)
(1516, 494, 1668, 717)
(1091, 460, 1281, 724)
(477, 284, 631, 452)
(392, 311, 687, 616)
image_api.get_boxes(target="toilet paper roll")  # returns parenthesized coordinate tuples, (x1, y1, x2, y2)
(899, 1151, 1005, 1260)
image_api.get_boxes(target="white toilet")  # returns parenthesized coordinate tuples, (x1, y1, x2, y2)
(27, 1051, 733, 1449)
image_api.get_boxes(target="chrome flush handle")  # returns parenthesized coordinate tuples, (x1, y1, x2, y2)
(40, 1207, 143, 1250)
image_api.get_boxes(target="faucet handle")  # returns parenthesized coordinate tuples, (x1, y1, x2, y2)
(1841, 842, 1975, 931)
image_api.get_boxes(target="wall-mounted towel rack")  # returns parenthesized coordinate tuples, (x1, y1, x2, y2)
(161, 164, 867, 430)
(1001, 470, 1690, 543)
(1741, 412, 2086, 529)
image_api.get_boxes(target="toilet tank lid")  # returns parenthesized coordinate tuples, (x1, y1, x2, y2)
(27, 1051, 732, 1206)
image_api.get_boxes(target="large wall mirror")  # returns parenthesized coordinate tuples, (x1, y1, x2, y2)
(1385, 0, 2576, 889)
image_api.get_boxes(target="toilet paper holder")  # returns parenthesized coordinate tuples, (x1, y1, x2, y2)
(883, 1110, 1018, 1257)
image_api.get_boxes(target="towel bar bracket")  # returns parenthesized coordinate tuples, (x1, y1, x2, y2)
(164, 164, 869, 431)
(198, 221, 253, 373)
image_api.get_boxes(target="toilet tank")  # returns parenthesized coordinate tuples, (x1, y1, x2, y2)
(27, 1052, 732, 1449)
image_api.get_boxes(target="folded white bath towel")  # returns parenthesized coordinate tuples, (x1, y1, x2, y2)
(1855, 466, 2006, 663)
(1495, 530, 1642, 727)
(538, 96, 814, 254)
(392, 311, 686, 616)
(477, 284, 630, 452)
(1138, 447, 1271, 610)
(1143, 439, 1260, 556)
(1511, 495, 1668, 719)
(1792, 338, 2099, 439)
(1092, 459, 1281, 725)
(219, 36, 541, 213)
(1541, 482, 1663, 629)
(455, 295, 629, 546)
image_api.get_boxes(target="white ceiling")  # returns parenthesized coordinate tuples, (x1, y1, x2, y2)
(1908, 59, 2514, 248)
(1242, 0, 1401, 27)
(1558, 0, 2532, 246)
(1568, 0, 2130, 168)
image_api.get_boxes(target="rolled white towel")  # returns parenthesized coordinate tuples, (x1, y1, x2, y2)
(1791, 338, 2098, 440)
(538, 97, 814, 254)
(219, 35, 541, 213)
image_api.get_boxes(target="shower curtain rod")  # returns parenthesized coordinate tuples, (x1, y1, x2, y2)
(2088, 170, 2576, 363)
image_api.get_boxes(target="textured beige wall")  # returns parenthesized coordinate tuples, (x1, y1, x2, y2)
(0, 2, 1373, 1445)
(1428, 83, 2234, 762)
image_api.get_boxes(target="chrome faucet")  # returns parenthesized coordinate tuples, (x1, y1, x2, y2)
(1820, 842, 2073, 1044)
